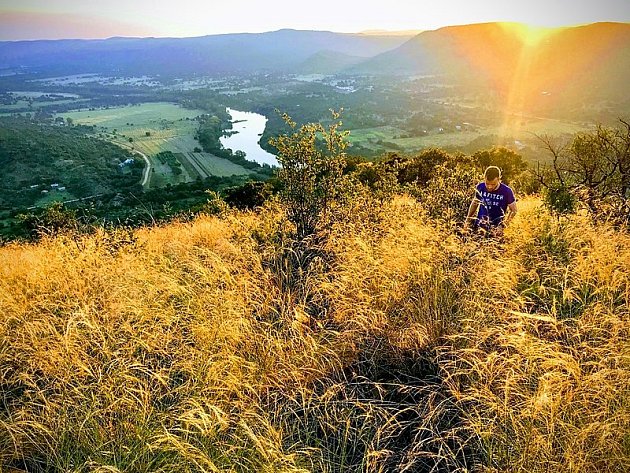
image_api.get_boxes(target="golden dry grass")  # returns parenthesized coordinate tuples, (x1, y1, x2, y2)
(443, 199, 630, 472)
(0, 196, 628, 472)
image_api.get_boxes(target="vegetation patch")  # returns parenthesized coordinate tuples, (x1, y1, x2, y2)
(0, 116, 143, 210)
(58, 103, 264, 188)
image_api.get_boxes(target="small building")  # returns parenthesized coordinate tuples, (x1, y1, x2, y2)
(58, 186, 66, 192)
(50, 183, 59, 188)
(514, 140, 526, 150)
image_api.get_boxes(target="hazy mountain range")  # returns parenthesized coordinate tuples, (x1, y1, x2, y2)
(1, 22, 628, 110)
(0, 30, 414, 76)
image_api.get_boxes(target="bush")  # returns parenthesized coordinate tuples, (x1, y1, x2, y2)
(535, 121, 630, 225)
(224, 181, 272, 210)
(380, 148, 452, 185)
(472, 146, 527, 184)
(17, 202, 92, 239)
(543, 184, 577, 217)
(269, 111, 348, 240)
(407, 164, 478, 227)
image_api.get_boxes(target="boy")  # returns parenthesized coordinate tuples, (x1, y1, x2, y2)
(463, 166, 517, 236)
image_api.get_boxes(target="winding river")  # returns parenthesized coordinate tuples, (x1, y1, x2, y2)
(220, 108, 279, 167)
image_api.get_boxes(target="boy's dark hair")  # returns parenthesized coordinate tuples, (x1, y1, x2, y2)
(484, 166, 501, 180)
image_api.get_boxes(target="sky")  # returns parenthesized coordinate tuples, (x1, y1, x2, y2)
(0, 0, 628, 40)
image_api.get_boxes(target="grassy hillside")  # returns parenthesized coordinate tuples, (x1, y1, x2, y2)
(1, 194, 628, 472)
(0, 117, 144, 209)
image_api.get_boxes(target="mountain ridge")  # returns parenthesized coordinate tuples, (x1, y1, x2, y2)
(0, 29, 416, 76)
(348, 22, 630, 112)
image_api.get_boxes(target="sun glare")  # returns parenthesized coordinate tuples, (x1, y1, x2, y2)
(504, 23, 555, 46)
(496, 23, 559, 140)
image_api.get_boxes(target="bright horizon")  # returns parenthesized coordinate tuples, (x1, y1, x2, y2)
(0, 0, 629, 41)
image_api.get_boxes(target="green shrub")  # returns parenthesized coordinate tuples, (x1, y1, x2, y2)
(407, 164, 478, 227)
(543, 184, 577, 217)
(269, 111, 347, 240)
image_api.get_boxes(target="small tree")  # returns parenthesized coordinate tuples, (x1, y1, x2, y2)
(269, 110, 348, 240)
(472, 146, 527, 184)
(534, 121, 629, 223)
(595, 119, 630, 199)
(384, 148, 451, 185)
(405, 163, 478, 227)
(543, 184, 577, 217)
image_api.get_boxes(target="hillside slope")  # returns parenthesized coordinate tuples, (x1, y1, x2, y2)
(0, 117, 144, 209)
(0, 196, 629, 471)
(352, 22, 630, 113)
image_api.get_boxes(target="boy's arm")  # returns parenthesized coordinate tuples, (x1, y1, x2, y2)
(463, 198, 480, 230)
(503, 202, 517, 226)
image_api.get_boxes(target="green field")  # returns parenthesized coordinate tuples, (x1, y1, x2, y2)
(347, 126, 408, 143)
(347, 116, 592, 154)
(396, 117, 590, 152)
(59, 102, 203, 143)
(0, 99, 90, 114)
(176, 152, 251, 178)
(59, 103, 252, 188)
(11, 91, 78, 98)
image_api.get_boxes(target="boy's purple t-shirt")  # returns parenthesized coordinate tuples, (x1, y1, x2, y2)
(475, 182, 515, 226)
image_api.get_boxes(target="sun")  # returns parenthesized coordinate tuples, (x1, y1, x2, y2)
(499, 22, 554, 46)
